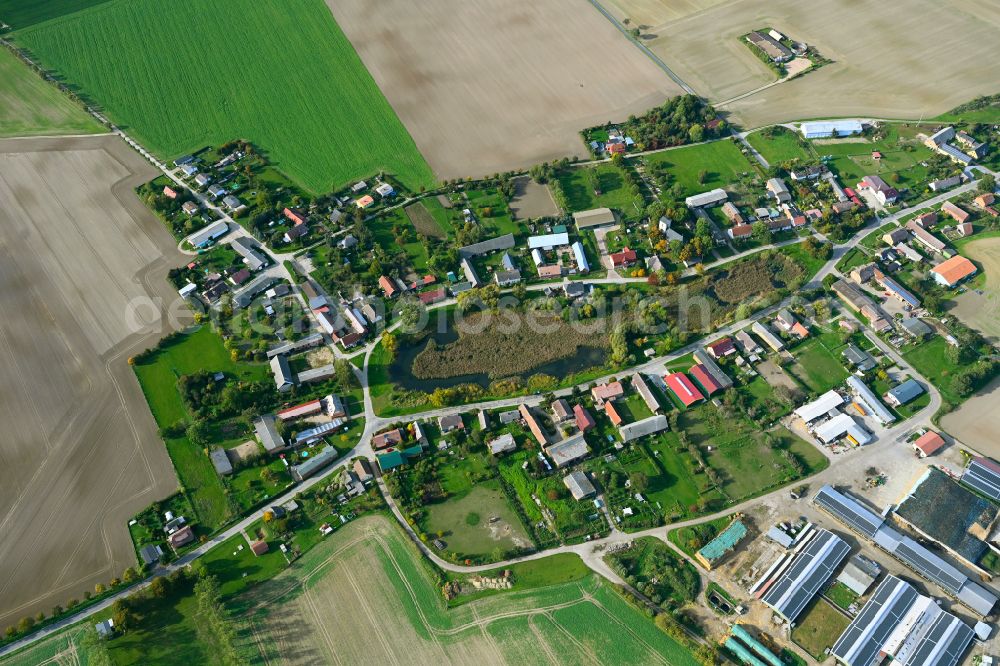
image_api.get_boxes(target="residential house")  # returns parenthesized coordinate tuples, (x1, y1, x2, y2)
(604, 401, 623, 426)
(974, 193, 996, 208)
(929, 175, 962, 192)
(418, 287, 447, 305)
(775, 308, 797, 330)
(551, 399, 573, 423)
(168, 525, 194, 550)
(631, 373, 661, 413)
(735, 330, 761, 354)
(438, 414, 464, 433)
(283, 207, 307, 226)
(957, 222, 974, 237)
(722, 202, 744, 224)
(495, 269, 522, 287)
(882, 230, 912, 246)
(706, 337, 736, 358)
(574, 404, 596, 432)
(941, 201, 970, 224)
(372, 428, 404, 450)
(163, 185, 178, 199)
(519, 404, 550, 446)
(563, 471, 596, 500)
(270, 355, 295, 392)
(914, 212, 938, 229)
(610, 247, 637, 268)
(207, 184, 226, 200)
(858, 175, 898, 205)
(751, 320, 785, 352)
(254, 414, 285, 453)
(905, 220, 947, 253)
(850, 263, 877, 284)
(766, 178, 792, 203)
(379, 275, 399, 298)
(591, 381, 624, 406)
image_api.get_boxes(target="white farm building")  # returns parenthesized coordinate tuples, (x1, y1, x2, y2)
(800, 120, 864, 139)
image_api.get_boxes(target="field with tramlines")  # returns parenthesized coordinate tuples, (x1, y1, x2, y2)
(11, 0, 434, 192)
(240, 516, 700, 665)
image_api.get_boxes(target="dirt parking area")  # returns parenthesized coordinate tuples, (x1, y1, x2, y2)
(0, 135, 180, 628)
(613, 0, 1000, 126)
(509, 176, 559, 220)
(325, 0, 681, 180)
(941, 376, 1000, 459)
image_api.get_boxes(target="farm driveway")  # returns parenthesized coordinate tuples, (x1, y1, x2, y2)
(0, 135, 180, 628)
(326, 0, 682, 180)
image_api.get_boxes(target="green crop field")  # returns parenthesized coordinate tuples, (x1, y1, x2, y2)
(242, 515, 701, 665)
(12, 0, 434, 192)
(0, 46, 102, 137)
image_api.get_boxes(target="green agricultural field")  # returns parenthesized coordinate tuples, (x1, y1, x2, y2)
(0, 46, 102, 137)
(0, 0, 112, 28)
(643, 139, 754, 198)
(242, 515, 701, 665)
(12, 0, 433, 192)
(746, 127, 814, 164)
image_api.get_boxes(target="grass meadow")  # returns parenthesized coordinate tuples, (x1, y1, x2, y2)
(643, 139, 754, 198)
(0, 46, 102, 137)
(12, 0, 434, 192)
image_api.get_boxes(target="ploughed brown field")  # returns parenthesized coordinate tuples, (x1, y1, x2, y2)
(324, 0, 682, 180)
(604, 0, 1000, 126)
(0, 135, 180, 628)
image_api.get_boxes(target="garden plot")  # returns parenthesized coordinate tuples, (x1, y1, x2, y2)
(0, 135, 179, 629)
(325, 0, 681, 180)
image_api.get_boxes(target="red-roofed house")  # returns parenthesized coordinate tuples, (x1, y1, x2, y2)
(975, 193, 996, 208)
(574, 404, 595, 432)
(250, 540, 269, 556)
(610, 247, 638, 268)
(912, 431, 945, 458)
(379, 275, 399, 298)
(591, 381, 624, 406)
(163, 185, 178, 199)
(790, 322, 809, 339)
(277, 399, 322, 421)
(729, 224, 753, 240)
(372, 428, 404, 450)
(664, 372, 704, 407)
(418, 287, 447, 305)
(283, 207, 308, 226)
(706, 338, 736, 358)
(957, 222, 974, 237)
(941, 201, 970, 224)
(914, 211, 937, 229)
(688, 364, 722, 395)
(604, 401, 623, 425)
(606, 142, 626, 155)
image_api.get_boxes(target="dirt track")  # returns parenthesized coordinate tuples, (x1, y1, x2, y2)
(325, 0, 682, 181)
(0, 135, 180, 628)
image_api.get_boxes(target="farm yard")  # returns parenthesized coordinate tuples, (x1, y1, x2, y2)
(606, 0, 1000, 127)
(9, 0, 433, 192)
(325, 0, 681, 180)
(0, 135, 179, 631)
(240, 515, 701, 665)
(0, 46, 102, 137)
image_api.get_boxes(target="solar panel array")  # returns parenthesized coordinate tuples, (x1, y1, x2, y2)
(894, 538, 966, 594)
(833, 576, 919, 666)
(813, 485, 884, 538)
(961, 458, 1000, 501)
(762, 529, 851, 622)
(895, 612, 974, 666)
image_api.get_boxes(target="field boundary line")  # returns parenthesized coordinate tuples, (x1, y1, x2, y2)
(583, 0, 695, 95)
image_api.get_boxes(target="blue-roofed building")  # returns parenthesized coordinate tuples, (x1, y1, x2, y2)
(877, 274, 921, 308)
(801, 120, 864, 139)
(884, 378, 925, 407)
(572, 241, 589, 273)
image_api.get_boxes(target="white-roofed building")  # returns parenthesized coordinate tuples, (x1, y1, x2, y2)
(794, 390, 844, 423)
(800, 120, 864, 139)
(815, 413, 872, 445)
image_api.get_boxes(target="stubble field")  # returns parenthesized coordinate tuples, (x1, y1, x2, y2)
(325, 0, 682, 180)
(0, 135, 178, 629)
(606, 0, 1000, 126)
(242, 515, 699, 665)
